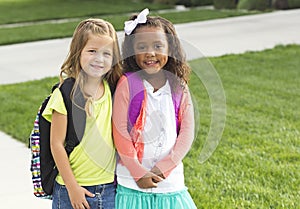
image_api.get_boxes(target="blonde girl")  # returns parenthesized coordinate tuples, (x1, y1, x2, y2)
(43, 18, 122, 209)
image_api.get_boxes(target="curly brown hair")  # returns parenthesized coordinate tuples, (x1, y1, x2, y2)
(122, 15, 191, 84)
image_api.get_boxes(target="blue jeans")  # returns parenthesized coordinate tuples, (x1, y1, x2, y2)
(52, 181, 116, 209)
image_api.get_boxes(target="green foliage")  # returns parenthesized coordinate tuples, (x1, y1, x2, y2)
(288, 0, 300, 7)
(145, 0, 214, 6)
(192, 0, 214, 6)
(153, 0, 177, 5)
(176, 0, 193, 6)
(273, 0, 289, 9)
(176, 0, 213, 7)
(213, 0, 237, 9)
(237, 0, 272, 11)
(0, 45, 299, 207)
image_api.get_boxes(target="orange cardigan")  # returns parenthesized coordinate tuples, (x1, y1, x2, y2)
(112, 75, 195, 181)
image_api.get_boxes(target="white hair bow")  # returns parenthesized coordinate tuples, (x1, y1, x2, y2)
(124, 8, 149, 35)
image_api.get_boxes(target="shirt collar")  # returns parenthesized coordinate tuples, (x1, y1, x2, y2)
(143, 79, 171, 96)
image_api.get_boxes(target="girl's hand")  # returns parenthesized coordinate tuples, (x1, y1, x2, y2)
(151, 166, 165, 180)
(136, 172, 163, 189)
(67, 184, 95, 209)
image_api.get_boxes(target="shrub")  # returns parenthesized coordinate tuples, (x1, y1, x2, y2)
(176, 0, 213, 6)
(213, 0, 237, 9)
(288, 0, 300, 8)
(154, 0, 176, 4)
(144, 0, 176, 4)
(176, 0, 193, 6)
(192, 0, 214, 6)
(237, 0, 272, 10)
(273, 0, 289, 9)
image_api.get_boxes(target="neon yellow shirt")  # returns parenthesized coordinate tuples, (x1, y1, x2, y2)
(42, 80, 115, 186)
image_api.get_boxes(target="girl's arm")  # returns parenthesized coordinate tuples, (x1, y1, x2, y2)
(113, 76, 152, 181)
(50, 110, 93, 209)
(154, 87, 195, 178)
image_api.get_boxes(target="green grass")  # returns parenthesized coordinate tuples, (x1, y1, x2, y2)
(186, 44, 300, 208)
(0, 44, 299, 208)
(0, 0, 260, 45)
(0, 9, 258, 45)
(0, 0, 170, 24)
(153, 9, 258, 23)
(0, 77, 58, 143)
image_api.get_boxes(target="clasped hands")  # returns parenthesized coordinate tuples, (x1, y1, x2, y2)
(136, 166, 165, 189)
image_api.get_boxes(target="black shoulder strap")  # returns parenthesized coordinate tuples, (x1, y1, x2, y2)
(108, 82, 116, 96)
(59, 78, 86, 154)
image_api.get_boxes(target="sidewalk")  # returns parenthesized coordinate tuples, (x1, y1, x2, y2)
(1, 9, 300, 85)
(1, 9, 300, 208)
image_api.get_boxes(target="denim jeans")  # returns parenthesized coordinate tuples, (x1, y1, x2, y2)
(52, 181, 116, 209)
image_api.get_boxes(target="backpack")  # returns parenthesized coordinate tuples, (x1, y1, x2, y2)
(29, 78, 86, 199)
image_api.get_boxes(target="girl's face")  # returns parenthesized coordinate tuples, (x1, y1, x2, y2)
(133, 27, 168, 74)
(80, 34, 113, 79)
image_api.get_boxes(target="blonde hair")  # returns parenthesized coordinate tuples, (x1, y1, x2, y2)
(60, 18, 122, 116)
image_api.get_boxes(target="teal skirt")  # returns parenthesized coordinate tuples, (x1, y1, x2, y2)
(115, 185, 197, 209)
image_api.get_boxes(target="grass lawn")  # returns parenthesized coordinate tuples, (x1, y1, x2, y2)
(0, 0, 171, 24)
(0, 0, 259, 45)
(0, 44, 299, 208)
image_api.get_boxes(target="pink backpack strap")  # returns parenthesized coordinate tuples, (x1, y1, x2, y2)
(166, 72, 183, 134)
(124, 72, 145, 131)
(172, 88, 182, 134)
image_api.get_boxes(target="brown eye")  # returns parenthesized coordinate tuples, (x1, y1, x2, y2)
(154, 44, 163, 50)
(136, 44, 147, 51)
(88, 50, 96, 54)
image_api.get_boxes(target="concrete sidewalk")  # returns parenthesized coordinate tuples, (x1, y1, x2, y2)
(1, 9, 300, 208)
(1, 9, 300, 85)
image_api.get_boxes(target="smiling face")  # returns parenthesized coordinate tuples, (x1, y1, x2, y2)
(80, 33, 114, 79)
(133, 27, 168, 74)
